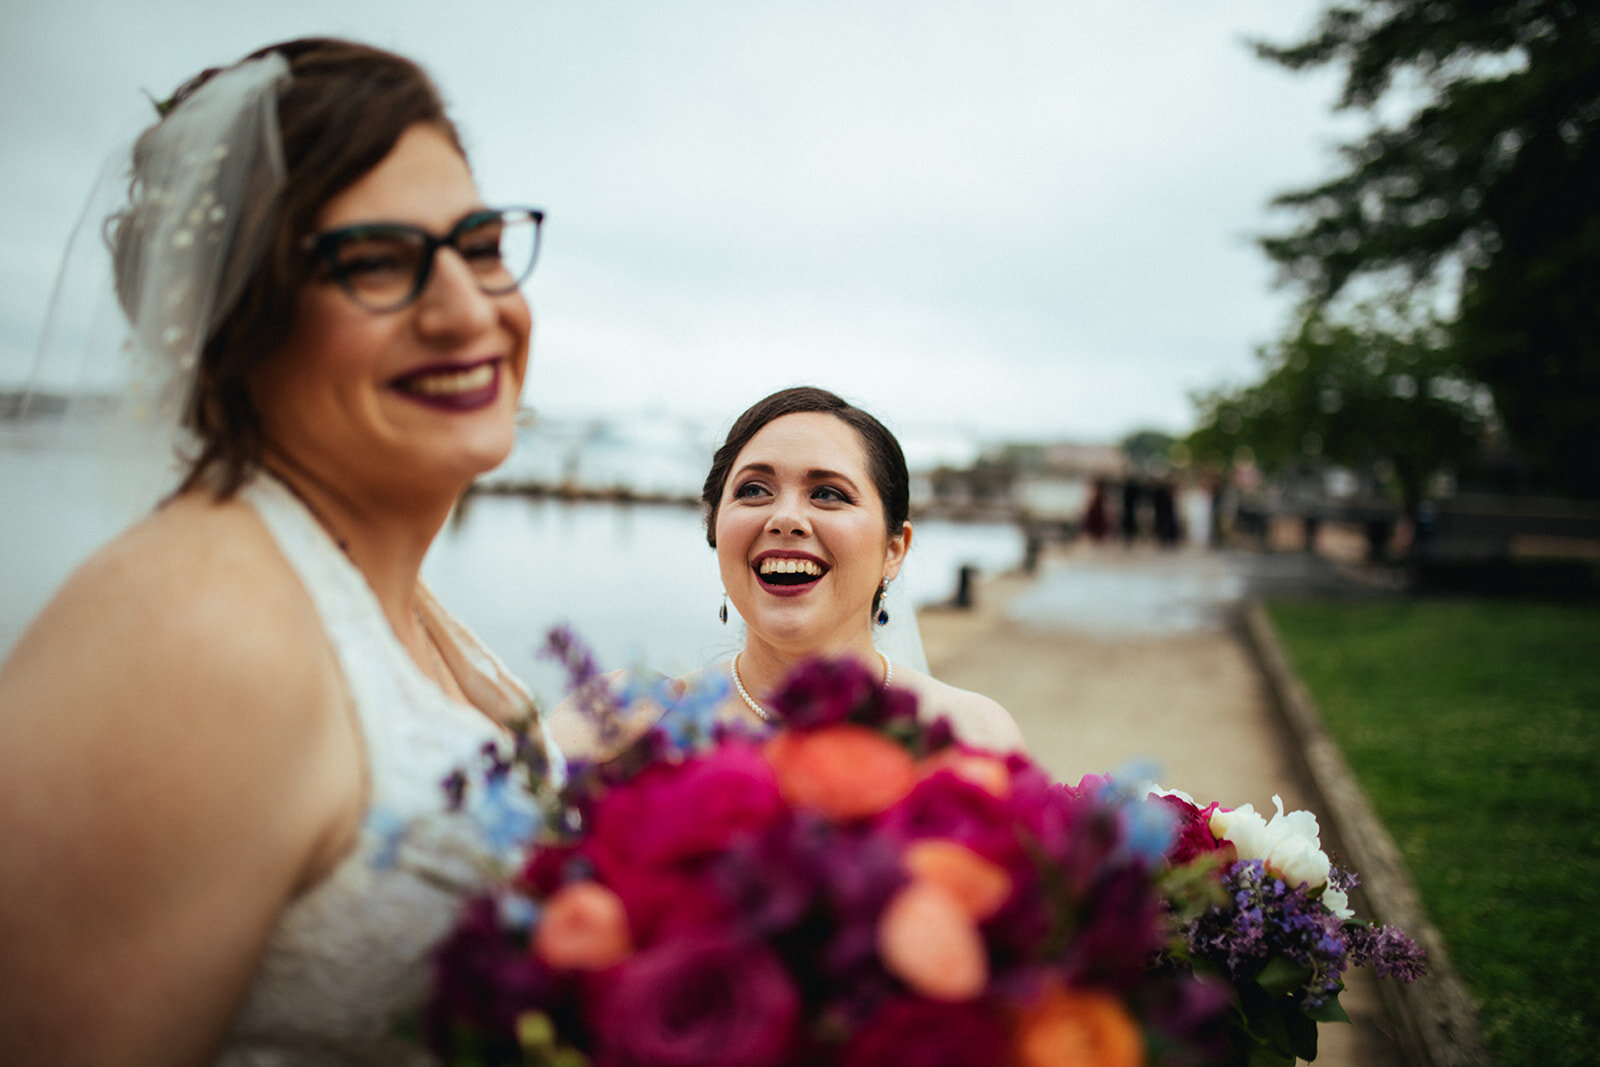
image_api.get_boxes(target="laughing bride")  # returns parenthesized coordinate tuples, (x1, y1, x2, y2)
(553, 386, 1025, 759)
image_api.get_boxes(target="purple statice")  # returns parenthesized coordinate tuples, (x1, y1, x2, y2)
(540, 624, 601, 690)
(1346, 923, 1428, 982)
(442, 768, 469, 812)
(1183, 860, 1351, 1007)
(540, 625, 627, 746)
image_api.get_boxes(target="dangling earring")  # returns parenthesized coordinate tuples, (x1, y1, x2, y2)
(875, 580, 890, 627)
(719, 593, 729, 625)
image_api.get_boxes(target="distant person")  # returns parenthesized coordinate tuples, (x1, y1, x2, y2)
(0, 39, 561, 1062)
(553, 387, 1025, 759)
(1083, 478, 1110, 541)
(1153, 479, 1182, 547)
(1121, 478, 1142, 544)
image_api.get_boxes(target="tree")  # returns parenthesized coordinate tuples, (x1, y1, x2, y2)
(1188, 301, 1492, 520)
(1120, 429, 1178, 474)
(1255, 0, 1600, 495)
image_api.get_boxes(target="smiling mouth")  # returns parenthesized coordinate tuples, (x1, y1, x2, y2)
(757, 557, 828, 588)
(391, 361, 500, 410)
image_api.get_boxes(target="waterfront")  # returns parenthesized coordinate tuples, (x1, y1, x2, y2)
(0, 429, 1024, 709)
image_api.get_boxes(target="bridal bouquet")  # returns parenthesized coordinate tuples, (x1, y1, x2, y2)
(1130, 782, 1427, 1065)
(425, 647, 1228, 1066)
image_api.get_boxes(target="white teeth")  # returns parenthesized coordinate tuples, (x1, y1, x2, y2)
(759, 558, 823, 577)
(406, 363, 494, 396)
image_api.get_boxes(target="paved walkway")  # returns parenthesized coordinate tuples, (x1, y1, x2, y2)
(917, 541, 1405, 1066)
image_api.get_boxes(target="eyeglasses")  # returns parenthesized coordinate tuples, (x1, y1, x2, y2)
(302, 206, 544, 312)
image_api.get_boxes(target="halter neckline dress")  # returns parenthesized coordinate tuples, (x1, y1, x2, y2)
(217, 474, 558, 1065)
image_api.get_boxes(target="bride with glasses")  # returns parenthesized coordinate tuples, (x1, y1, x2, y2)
(554, 386, 1025, 758)
(0, 38, 559, 1064)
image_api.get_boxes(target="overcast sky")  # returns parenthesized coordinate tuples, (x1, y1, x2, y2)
(0, 0, 1355, 449)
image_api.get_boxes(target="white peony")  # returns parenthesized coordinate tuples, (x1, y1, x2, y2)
(1321, 886, 1355, 921)
(1210, 794, 1334, 890)
(1266, 831, 1333, 890)
(1144, 783, 1197, 805)
(1209, 802, 1270, 859)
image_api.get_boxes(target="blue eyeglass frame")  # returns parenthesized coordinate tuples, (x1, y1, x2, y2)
(300, 206, 545, 312)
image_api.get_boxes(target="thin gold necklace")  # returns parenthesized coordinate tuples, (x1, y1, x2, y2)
(730, 650, 892, 724)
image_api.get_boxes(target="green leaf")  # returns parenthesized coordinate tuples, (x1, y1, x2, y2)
(1247, 1045, 1298, 1067)
(1308, 993, 1351, 1025)
(1285, 1000, 1321, 1060)
(1255, 956, 1313, 998)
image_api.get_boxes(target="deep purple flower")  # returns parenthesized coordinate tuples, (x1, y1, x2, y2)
(815, 826, 908, 979)
(1134, 968, 1235, 1064)
(592, 932, 799, 1067)
(710, 812, 832, 936)
(428, 895, 576, 1057)
(1059, 864, 1168, 992)
(837, 997, 1011, 1067)
(766, 657, 916, 729)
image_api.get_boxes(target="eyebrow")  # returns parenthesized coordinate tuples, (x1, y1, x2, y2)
(734, 462, 861, 491)
(315, 204, 494, 237)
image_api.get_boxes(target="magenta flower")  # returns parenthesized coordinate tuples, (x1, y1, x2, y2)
(883, 767, 1022, 868)
(592, 933, 799, 1067)
(1152, 792, 1228, 866)
(587, 740, 782, 868)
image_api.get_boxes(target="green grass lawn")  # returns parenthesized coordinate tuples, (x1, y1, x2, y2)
(1266, 599, 1600, 1065)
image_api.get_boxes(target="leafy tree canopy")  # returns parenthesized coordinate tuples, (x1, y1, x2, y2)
(1255, 0, 1600, 495)
(1120, 429, 1179, 475)
(1188, 301, 1492, 516)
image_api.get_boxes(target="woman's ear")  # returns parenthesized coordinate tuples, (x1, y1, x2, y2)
(882, 520, 912, 581)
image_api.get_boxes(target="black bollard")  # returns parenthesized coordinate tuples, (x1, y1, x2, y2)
(953, 564, 977, 609)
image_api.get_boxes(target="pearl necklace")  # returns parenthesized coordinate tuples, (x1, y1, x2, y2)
(730, 650, 892, 724)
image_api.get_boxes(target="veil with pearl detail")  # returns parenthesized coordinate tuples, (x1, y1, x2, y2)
(19, 52, 289, 524)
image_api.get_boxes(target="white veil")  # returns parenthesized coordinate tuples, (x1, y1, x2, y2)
(874, 573, 928, 674)
(21, 53, 290, 524)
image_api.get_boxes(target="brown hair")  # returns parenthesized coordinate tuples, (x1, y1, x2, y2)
(701, 387, 910, 613)
(113, 37, 464, 497)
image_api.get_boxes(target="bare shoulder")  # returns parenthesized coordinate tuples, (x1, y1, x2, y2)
(0, 493, 356, 1061)
(895, 666, 1027, 754)
(6, 493, 332, 714)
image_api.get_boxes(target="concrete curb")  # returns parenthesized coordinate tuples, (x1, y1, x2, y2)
(1239, 601, 1491, 1067)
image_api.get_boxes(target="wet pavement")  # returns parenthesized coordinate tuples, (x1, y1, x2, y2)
(1004, 544, 1400, 638)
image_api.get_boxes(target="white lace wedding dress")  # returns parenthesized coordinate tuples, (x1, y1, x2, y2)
(217, 475, 558, 1065)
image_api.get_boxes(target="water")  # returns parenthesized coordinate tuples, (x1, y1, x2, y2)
(1, 430, 1023, 708)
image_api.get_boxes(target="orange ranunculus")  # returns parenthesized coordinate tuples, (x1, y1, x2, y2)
(918, 748, 1012, 798)
(1014, 984, 1144, 1067)
(533, 882, 632, 970)
(877, 881, 988, 1001)
(763, 724, 917, 820)
(904, 839, 1013, 920)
